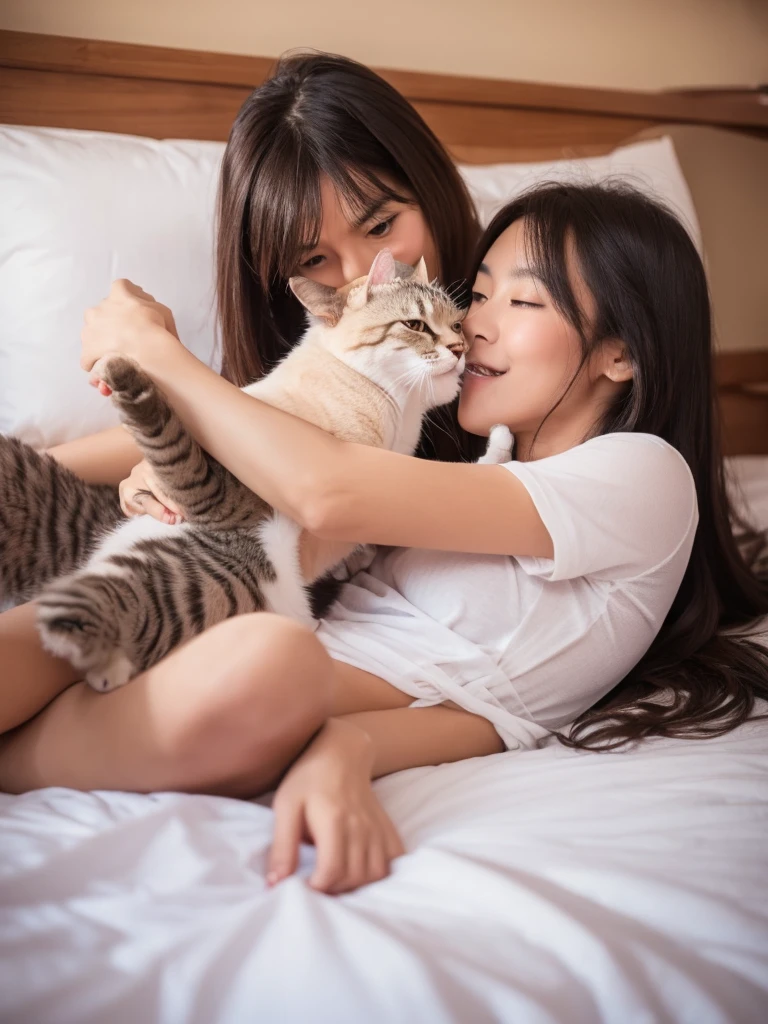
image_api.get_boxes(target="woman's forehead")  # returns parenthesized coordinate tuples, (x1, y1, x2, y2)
(309, 173, 410, 244)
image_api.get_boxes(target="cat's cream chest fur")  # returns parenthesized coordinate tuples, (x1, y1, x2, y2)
(244, 332, 400, 450)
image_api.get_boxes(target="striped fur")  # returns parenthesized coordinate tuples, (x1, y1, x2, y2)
(18, 255, 468, 692)
(0, 436, 123, 603)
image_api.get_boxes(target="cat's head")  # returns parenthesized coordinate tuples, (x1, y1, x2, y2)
(289, 250, 467, 410)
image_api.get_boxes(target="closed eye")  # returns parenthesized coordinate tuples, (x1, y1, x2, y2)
(511, 300, 543, 308)
(471, 290, 486, 303)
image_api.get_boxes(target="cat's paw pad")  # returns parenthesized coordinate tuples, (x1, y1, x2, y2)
(90, 355, 153, 403)
(478, 424, 514, 464)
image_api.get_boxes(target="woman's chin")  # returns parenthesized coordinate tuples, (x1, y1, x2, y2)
(457, 397, 493, 437)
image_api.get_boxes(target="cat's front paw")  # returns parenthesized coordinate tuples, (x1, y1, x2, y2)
(477, 424, 514, 465)
(90, 354, 153, 403)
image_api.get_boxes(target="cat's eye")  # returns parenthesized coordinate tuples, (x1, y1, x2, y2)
(402, 319, 426, 333)
(451, 322, 463, 333)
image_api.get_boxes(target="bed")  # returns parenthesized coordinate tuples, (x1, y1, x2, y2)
(1, 30, 768, 1024)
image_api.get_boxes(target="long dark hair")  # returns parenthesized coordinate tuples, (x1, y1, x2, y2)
(471, 181, 768, 748)
(215, 51, 478, 460)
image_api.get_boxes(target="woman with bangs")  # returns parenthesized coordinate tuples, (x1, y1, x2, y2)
(2, 55, 767, 896)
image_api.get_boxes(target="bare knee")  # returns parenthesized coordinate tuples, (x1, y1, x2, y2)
(172, 613, 333, 792)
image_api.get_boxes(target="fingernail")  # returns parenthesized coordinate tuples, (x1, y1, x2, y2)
(266, 871, 280, 886)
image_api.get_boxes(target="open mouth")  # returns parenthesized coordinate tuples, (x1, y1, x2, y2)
(464, 362, 506, 378)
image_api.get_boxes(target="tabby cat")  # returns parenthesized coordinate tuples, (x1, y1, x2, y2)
(0, 249, 482, 691)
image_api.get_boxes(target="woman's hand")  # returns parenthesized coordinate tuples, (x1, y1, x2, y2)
(269, 718, 405, 894)
(80, 279, 180, 373)
(119, 459, 184, 524)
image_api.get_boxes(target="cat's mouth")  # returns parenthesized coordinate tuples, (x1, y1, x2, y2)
(464, 362, 507, 378)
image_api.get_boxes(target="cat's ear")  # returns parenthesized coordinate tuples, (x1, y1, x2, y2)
(364, 249, 397, 300)
(412, 256, 429, 285)
(289, 277, 343, 325)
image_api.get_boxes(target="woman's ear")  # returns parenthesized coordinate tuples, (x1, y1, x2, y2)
(289, 277, 344, 325)
(599, 339, 634, 383)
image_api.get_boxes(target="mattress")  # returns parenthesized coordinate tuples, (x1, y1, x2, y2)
(1, 458, 767, 1024)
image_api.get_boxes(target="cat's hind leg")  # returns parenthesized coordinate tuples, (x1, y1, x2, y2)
(92, 355, 268, 529)
(36, 568, 139, 691)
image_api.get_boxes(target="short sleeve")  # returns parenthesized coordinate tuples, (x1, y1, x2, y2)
(503, 433, 698, 582)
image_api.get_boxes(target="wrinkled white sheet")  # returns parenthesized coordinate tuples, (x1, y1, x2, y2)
(2, 717, 768, 1024)
(1, 458, 767, 1023)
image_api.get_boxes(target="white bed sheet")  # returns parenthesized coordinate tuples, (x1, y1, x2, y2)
(1, 459, 767, 1023)
(1, 718, 768, 1024)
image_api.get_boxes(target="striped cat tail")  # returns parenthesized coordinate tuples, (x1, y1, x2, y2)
(0, 435, 124, 604)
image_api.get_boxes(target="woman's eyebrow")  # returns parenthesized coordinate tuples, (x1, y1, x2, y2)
(510, 267, 544, 283)
(477, 263, 543, 283)
(352, 197, 388, 229)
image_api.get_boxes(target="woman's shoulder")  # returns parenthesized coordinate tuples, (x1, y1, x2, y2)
(579, 432, 698, 555)
(570, 432, 695, 492)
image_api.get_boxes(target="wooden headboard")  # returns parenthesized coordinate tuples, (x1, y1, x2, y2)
(1, 29, 766, 453)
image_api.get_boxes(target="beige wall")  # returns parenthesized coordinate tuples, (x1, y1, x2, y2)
(3, 0, 767, 90)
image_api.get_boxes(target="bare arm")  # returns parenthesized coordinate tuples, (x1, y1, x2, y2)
(132, 329, 553, 559)
(268, 705, 504, 893)
(338, 703, 504, 778)
(47, 424, 143, 486)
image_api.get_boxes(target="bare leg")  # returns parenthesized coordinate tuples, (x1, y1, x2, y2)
(0, 614, 335, 796)
(0, 601, 80, 733)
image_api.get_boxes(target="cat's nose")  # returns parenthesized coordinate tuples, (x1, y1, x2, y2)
(448, 339, 467, 357)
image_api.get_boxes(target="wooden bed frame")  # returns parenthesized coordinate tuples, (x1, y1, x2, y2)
(1, 29, 766, 454)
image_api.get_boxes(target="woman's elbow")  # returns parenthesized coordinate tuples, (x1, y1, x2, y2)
(300, 489, 352, 540)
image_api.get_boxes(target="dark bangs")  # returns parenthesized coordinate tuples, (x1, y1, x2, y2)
(249, 142, 412, 285)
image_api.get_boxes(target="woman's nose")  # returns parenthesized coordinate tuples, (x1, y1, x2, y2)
(464, 310, 497, 346)
(341, 253, 372, 285)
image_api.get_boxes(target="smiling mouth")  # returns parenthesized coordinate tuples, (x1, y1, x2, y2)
(464, 362, 506, 378)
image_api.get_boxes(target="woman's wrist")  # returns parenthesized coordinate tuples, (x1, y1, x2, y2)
(302, 717, 374, 777)
(137, 325, 192, 379)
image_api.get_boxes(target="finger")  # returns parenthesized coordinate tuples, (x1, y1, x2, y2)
(159, 304, 180, 339)
(308, 813, 347, 893)
(379, 811, 406, 859)
(144, 477, 182, 516)
(133, 491, 171, 523)
(268, 797, 305, 886)
(111, 278, 138, 298)
(331, 819, 369, 894)
(120, 489, 148, 518)
(366, 839, 390, 885)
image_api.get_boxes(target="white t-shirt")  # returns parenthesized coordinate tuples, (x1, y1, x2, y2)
(315, 433, 699, 750)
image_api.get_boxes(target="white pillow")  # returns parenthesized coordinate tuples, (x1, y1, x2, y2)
(0, 128, 701, 449)
(460, 136, 702, 251)
(0, 126, 223, 448)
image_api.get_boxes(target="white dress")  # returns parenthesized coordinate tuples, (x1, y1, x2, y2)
(315, 433, 699, 749)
